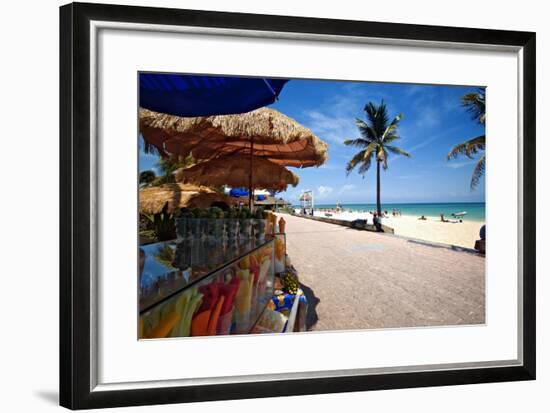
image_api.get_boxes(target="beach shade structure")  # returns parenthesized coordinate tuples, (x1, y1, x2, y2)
(176, 155, 300, 192)
(140, 74, 289, 117)
(254, 196, 291, 208)
(229, 188, 249, 198)
(140, 107, 328, 168)
(140, 107, 328, 207)
(139, 183, 237, 214)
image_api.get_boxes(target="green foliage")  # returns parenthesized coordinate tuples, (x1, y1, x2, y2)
(238, 206, 251, 219)
(447, 89, 486, 190)
(178, 208, 193, 218)
(139, 170, 156, 186)
(344, 100, 410, 214)
(142, 203, 176, 241)
(461, 88, 486, 125)
(254, 207, 267, 219)
(226, 207, 237, 219)
(344, 101, 410, 175)
(208, 206, 224, 219)
(153, 154, 196, 186)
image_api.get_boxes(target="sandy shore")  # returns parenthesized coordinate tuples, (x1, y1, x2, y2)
(311, 211, 484, 249)
(382, 215, 483, 249)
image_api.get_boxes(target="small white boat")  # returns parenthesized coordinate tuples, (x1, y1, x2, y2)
(451, 211, 467, 218)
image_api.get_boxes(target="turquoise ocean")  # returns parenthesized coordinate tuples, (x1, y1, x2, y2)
(293, 202, 486, 222)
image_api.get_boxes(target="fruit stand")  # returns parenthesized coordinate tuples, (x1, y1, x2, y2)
(139, 208, 308, 338)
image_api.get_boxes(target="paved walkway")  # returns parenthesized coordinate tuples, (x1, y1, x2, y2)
(280, 214, 485, 331)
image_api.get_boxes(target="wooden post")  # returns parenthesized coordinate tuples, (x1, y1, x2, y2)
(248, 137, 254, 210)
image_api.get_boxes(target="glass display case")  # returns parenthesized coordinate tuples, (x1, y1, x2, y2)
(139, 236, 275, 339)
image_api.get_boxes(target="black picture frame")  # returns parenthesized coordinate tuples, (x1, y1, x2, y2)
(60, 2, 536, 409)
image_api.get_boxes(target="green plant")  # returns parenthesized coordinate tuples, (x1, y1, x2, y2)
(209, 206, 224, 219)
(253, 207, 267, 219)
(189, 208, 204, 218)
(447, 88, 486, 190)
(143, 203, 176, 241)
(226, 207, 237, 219)
(344, 100, 411, 216)
(154, 153, 196, 186)
(178, 208, 193, 218)
(238, 206, 251, 219)
(139, 170, 156, 186)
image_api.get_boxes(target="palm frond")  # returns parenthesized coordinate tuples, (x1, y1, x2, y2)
(382, 114, 402, 140)
(347, 101, 409, 178)
(382, 134, 400, 144)
(386, 145, 411, 158)
(364, 101, 390, 138)
(358, 153, 373, 176)
(345, 149, 367, 175)
(143, 141, 161, 156)
(461, 88, 486, 125)
(343, 138, 370, 148)
(355, 118, 376, 141)
(447, 135, 485, 160)
(470, 154, 485, 190)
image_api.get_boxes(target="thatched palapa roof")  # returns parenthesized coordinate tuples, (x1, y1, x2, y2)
(139, 107, 328, 168)
(254, 196, 291, 206)
(176, 155, 299, 191)
(139, 183, 237, 214)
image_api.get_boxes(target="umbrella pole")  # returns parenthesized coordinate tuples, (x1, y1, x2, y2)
(249, 138, 254, 210)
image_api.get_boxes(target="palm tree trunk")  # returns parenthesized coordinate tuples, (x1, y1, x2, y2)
(376, 159, 381, 216)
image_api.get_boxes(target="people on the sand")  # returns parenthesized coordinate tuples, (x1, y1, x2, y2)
(440, 213, 449, 222)
(373, 212, 382, 232)
(479, 224, 486, 240)
(418, 215, 427, 220)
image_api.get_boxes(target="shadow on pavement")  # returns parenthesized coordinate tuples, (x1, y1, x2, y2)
(299, 282, 320, 330)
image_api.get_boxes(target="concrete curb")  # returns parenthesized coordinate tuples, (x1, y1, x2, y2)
(287, 212, 394, 233)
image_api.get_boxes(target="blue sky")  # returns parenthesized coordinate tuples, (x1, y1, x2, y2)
(140, 78, 485, 205)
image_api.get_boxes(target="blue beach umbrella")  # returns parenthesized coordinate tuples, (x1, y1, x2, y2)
(140, 73, 289, 117)
(229, 188, 249, 198)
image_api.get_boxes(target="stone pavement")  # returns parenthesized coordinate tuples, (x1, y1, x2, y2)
(280, 214, 485, 331)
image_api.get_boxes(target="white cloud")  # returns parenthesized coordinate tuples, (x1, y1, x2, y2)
(415, 107, 440, 128)
(339, 184, 356, 193)
(303, 109, 357, 145)
(446, 159, 477, 169)
(300, 86, 399, 148)
(316, 185, 334, 199)
(387, 125, 462, 166)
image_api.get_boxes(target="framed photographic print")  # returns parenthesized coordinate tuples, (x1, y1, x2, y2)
(60, 2, 536, 409)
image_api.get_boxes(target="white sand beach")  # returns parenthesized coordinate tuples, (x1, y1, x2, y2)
(309, 210, 484, 249)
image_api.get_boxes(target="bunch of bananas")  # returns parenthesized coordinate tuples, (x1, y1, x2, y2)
(282, 271, 299, 295)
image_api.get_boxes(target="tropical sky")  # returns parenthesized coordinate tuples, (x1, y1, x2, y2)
(139, 78, 486, 205)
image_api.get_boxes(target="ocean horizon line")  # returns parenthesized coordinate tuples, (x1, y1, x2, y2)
(290, 201, 486, 222)
(309, 201, 485, 206)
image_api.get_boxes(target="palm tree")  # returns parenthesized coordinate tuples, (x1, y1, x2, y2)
(344, 101, 411, 216)
(447, 88, 486, 190)
(139, 170, 156, 187)
(153, 153, 195, 186)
